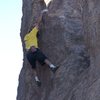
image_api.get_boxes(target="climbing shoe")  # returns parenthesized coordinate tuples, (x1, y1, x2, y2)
(35, 80, 41, 87)
(35, 76, 41, 87)
(50, 66, 59, 73)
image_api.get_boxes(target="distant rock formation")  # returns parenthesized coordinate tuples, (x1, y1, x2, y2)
(17, 0, 100, 100)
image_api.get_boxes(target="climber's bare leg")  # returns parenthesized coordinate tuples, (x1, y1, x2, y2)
(44, 59, 52, 66)
(32, 68, 41, 86)
(32, 69, 37, 77)
(44, 59, 59, 73)
(44, 59, 57, 68)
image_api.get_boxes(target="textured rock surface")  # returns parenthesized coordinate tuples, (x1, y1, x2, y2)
(17, 0, 100, 100)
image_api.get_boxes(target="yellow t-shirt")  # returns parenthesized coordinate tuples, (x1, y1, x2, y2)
(24, 27, 39, 50)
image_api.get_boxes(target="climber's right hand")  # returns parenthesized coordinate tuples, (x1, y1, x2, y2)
(41, 9, 48, 14)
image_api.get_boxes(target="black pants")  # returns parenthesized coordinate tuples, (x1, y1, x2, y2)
(26, 48, 47, 69)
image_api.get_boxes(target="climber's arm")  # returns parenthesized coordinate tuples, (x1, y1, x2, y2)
(36, 9, 48, 26)
(35, 9, 48, 30)
(37, 14, 43, 26)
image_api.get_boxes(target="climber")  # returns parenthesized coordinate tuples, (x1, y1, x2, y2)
(24, 10, 59, 87)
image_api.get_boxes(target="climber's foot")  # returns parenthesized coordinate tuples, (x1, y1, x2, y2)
(50, 66, 59, 73)
(35, 80, 41, 87)
(36, 81, 41, 87)
(35, 76, 41, 87)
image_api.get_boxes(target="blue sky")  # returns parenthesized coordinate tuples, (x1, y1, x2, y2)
(0, 0, 23, 100)
(0, 0, 51, 100)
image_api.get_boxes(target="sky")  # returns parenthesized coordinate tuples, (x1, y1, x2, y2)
(0, 0, 51, 100)
(0, 0, 23, 100)
(45, 0, 51, 5)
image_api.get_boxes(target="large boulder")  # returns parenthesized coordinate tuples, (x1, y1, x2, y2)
(17, 0, 100, 100)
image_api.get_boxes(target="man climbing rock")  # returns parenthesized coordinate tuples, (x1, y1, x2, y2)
(24, 10, 59, 87)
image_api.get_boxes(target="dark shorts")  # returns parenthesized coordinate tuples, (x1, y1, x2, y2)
(26, 48, 47, 69)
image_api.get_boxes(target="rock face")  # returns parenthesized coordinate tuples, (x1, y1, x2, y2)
(17, 0, 100, 100)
